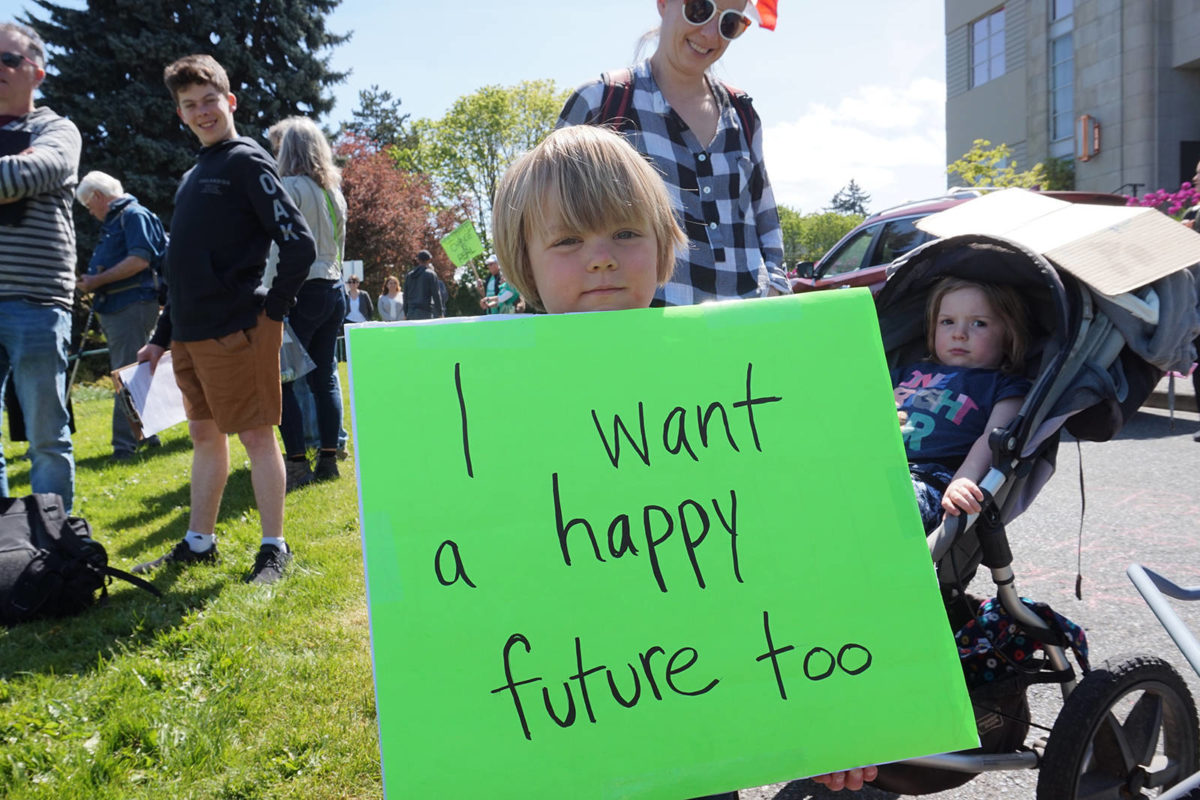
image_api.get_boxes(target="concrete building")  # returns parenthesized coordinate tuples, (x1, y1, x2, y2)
(945, 0, 1200, 196)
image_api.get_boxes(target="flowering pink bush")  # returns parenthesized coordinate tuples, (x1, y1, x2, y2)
(1125, 182, 1200, 218)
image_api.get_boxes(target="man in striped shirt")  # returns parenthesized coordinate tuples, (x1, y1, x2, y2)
(0, 21, 80, 512)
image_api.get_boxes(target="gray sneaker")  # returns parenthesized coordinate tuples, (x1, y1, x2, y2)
(246, 543, 293, 585)
(132, 539, 218, 574)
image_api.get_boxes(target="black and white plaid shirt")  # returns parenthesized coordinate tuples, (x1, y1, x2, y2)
(558, 59, 786, 307)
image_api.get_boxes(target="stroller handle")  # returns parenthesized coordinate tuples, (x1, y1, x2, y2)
(927, 466, 1008, 562)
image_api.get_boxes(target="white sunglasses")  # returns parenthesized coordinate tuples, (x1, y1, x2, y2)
(681, 0, 752, 41)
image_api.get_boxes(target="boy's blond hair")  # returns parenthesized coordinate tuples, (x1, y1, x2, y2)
(163, 54, 230, 102)
(492, 125, 685, 311)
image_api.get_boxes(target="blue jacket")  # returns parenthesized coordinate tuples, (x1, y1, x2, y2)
(87, 194, 165, 314)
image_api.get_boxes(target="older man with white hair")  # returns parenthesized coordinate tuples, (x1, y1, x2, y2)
(75, 170, 167, 460)
(0, 21, 80, 510)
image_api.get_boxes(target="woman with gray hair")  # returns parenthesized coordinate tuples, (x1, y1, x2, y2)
(264, 116, 348, 490)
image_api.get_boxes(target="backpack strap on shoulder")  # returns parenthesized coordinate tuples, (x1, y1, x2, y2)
(597, 68, 636, 132)
(720, 81, 758, 147)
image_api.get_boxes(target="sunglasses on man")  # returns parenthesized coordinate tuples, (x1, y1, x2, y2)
(0, 51, 39, 70)
(681, 0, 752, 41)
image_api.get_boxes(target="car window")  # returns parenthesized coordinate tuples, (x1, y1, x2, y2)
(877, 218, 934, 263)
(822, 225, 880, 277)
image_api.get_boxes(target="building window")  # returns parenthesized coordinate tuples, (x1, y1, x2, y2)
(1050, 33, 1074, 142)
(1052, 0, 1073, 20)
(970, 8, 1006, 88)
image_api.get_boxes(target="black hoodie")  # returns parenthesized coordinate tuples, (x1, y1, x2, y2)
(150, 136, 315, 345)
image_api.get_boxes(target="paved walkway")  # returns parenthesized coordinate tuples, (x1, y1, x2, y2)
(1147, 370, 1198, 415)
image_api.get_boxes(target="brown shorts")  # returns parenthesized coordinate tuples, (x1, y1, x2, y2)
(172, 313, 283, 434)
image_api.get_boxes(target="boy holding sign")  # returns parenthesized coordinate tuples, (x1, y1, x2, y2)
(491, 124, 876, 794)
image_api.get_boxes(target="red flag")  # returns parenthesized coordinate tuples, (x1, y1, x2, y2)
(753, 0, 778, 30)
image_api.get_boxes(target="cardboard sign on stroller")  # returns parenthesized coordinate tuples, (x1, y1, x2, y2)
(347, 291, 978, 799)
(916, 187, 1200, 296)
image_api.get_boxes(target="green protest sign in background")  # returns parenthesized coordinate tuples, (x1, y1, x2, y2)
(347, 291, 976, 799)
(440, 220, 485, 266)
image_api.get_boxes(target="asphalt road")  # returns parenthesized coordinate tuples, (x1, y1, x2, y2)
(739, 406, 1200, 800)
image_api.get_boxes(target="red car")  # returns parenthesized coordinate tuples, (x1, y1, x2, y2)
(789, 189, 1128, 295)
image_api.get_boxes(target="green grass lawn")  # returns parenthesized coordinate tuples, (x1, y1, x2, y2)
(0, 372, 382, 800)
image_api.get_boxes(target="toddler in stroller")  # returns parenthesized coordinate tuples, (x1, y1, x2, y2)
(895, 278, 1031, 537)
(868, 232, 1200, 798)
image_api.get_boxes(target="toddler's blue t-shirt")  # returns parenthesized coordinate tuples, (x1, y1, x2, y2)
(892, 361, 1031, 471)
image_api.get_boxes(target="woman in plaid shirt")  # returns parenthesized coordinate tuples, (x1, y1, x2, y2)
(558, 0, 789, 309)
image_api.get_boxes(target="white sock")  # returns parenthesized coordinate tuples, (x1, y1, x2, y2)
(185, 531, 215, 552)
(261, 537, 287, 553)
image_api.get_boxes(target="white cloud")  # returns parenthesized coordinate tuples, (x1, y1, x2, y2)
(763, 79, 948, 215)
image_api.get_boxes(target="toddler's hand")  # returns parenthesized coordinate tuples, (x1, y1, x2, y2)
(811, 766, 878, 791)
(942, 477, 984, 516)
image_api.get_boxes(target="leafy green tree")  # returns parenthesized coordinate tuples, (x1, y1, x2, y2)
(777, 204, 804, 265)
(947, 139, 1047, 189)
(26, 0, 347, 261)
(341, 84, 414, 151)
(827, 179, 871, 215)
(1042, 156, 1075, 190)
(401, 80, 569, 251)
(796, 211, 863, 264)
(778, 206, 862, 267)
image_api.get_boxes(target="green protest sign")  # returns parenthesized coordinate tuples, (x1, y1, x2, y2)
(440, 220, 485, 266)
(347, 291, 976, 799)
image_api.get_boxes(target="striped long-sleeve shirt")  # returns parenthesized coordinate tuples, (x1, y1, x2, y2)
(0, 106, 81, 309)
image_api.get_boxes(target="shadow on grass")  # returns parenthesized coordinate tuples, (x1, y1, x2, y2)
(107, 464, 264, 561)
(72, 433, 195, 471)
(0, 567, 225, 679)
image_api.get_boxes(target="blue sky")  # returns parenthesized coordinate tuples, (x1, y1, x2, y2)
(13, 0, 949, 215)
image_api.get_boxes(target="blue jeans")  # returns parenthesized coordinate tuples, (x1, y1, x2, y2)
(0, 299, 75, 511)
(280, 280, 345, 455)
(97, 299, 160, 455)
(910, 463, 954, 533)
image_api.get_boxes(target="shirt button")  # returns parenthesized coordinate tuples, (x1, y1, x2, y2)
(709, 221, 718, 229)
(703, 186, 712, 195)
(698, 153, 707, 162)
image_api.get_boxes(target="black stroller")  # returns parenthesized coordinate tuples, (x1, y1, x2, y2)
(868, 232, 1200, 799)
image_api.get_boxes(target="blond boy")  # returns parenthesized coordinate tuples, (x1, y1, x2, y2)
(491, 125, 876, 795)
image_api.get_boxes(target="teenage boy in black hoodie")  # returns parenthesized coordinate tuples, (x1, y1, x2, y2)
(134, 54, 316, 584)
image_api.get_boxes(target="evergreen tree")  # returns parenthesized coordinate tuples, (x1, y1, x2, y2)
(827, 179, 871, 216)
(341, 85, 413, 151)
(24, 0, 348, 259)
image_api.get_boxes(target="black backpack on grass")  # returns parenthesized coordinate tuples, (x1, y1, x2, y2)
(0, 493, 161, 625)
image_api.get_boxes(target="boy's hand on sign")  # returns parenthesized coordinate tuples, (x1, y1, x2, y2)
(811, 765, 879, 791)
(942, 477, 984, 516)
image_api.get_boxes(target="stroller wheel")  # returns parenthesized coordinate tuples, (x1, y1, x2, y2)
(1037, 655, 1199, 800)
